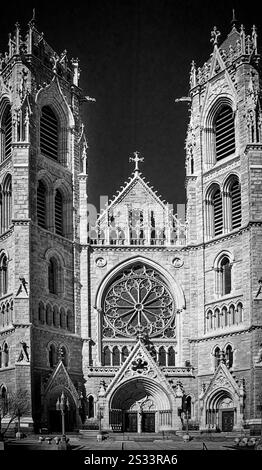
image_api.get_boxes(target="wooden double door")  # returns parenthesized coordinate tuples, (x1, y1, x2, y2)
(221, 410, 234, 432)
(124, 411, 155, 432)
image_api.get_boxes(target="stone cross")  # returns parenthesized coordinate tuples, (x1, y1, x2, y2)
(129, 151, 144, 173)
(210, 26, 221, 46)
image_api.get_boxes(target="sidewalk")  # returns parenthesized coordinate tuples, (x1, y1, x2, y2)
(3, 435, 237, 451)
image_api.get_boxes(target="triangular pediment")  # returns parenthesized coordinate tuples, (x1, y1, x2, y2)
(98, 172, 166, 222)
(105, 339, 174, 397)
(44, 360, 79, 404)
(202, 363, 240, 400)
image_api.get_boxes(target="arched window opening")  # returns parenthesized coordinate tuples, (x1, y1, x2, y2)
(0, 175, 12, 234)
(237, 302, 243, 323)
(213, 188, 223, 236)
(214, 309, 219, 329)
(121, 346, 129, 363)
(37, 180, 47, 229)
(59, 345, 68, 367)
(0, 254, 8, 297)
(55, 189, 63, 236)
(88, 395, 94, 418)
(0, 347, 2, 368)
(103, 346, 111, 366)
(225, 345, 233, 368)
(0, 386, 8, 414)
(214, 347, 220, 369)
(38, 302, 45, 324)
(215, 105, 235, 161)
(2, 105, 12, 161)
(60, 308, 66, 329)
(3, 343, 9, 367)
(48, 257, 58, 294)
(49, 344, 57, 368)
(112, 346, 120, 366)
(167, 347, 176, 366)
(229, 304, 235, 325)
(46, 304, 52, 325)
(221, 257, 232, 295)
(40, 106, 58, 160)
(158, 346, 166, 366)
(230, 179, 241, 230)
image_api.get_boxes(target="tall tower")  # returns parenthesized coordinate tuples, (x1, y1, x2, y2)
(0, 19, 88, 432)
(186, 19, 262, 431)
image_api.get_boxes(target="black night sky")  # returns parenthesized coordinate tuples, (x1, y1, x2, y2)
(1, 0, 261, 213)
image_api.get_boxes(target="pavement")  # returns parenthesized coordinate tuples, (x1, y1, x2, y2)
(2, 435, 239, 451)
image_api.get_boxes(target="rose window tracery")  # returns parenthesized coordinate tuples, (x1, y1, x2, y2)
(103, 264, 175, 338)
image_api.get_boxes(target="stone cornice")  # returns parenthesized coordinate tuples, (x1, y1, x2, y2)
(189, 324, 262, 343)
(0, 227, 13, 241)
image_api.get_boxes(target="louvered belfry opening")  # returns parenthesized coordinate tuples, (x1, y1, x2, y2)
(215, 105, 235, 161)
(213, 188, 223, 236)
(230, 179, 241, 229)
(37, 180, 46, 228)
(40, 106, 58, 160)
(3, 106, 12, 160)
(55, 189, 63, 236)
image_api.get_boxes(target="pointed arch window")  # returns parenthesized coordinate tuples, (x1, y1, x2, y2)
(88, 395, 94, 418)
(112, 346, 120, 366)
(158, 346, 166, 366)
(0, 175, 12, 234)
(225, 345, 233, 368)
(49, 344, 57, 368)
(3, 343, 9, 367)
(37, 180, 47, 229)
(59, 345, 68, 367)
(103, 346, 111, 366)
(0, 254, 8, 297)
(230, 178, 241, 230)
(121, 346, 129, 363)
(214, 347, 220, 369)
(215, 105, 235, 161)
(1, 105, 12, 162)
(55, 189, 63, 236)
(40, 106, 58, 160)
(167, 347, 176, 366)
(213, 188, 223, 236)
(221, 256, 232, 296)
(48, 257, 58, 294)
(0, 386, 8, 414)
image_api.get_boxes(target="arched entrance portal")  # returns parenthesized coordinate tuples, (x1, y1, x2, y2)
(109, 378, 172, 433)
(206, 390, 235, 432)
(47, 388, 77, 433)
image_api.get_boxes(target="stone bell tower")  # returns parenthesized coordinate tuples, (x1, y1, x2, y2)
(185, 16, 262, 432)
(0, 17, 88, 432)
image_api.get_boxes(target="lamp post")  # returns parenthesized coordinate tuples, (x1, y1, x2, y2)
(97, 405, 103, 442)
(56, 391, 70, 449)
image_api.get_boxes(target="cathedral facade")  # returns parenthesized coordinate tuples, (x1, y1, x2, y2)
(0, 17, 262, 435)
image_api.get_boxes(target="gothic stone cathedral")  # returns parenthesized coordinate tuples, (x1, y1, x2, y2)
(0, 17, 262, 436)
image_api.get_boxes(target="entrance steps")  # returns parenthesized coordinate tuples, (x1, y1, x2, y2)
(109, 432, 178, 441)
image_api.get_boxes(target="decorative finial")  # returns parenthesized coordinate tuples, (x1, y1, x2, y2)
(231, 9, 237, 29)
(210, 26, 221, 47)
(29, 8, 36, 28)
(129, 151, 144, 173)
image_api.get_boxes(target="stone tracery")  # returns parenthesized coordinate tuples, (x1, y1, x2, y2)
(103, 264, 175, 339)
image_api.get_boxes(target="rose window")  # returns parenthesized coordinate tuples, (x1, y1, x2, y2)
(103, 264, 175, 338)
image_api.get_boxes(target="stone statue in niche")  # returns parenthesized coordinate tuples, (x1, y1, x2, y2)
(17, 341, 29, 362)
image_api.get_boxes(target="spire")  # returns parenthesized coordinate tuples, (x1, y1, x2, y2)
(129, 151, 144, 174)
